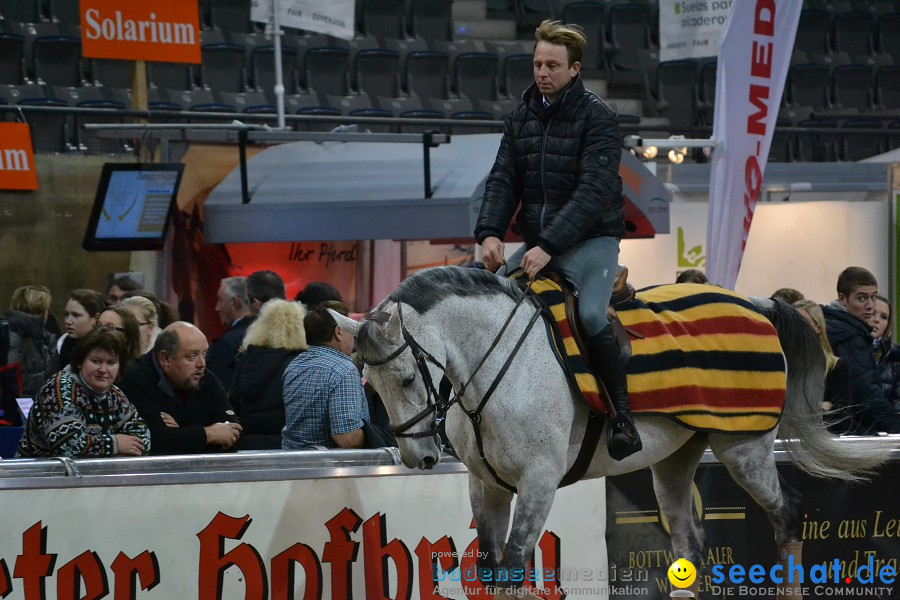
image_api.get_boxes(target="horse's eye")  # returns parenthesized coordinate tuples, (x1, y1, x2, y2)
(402, 374, 416, 388)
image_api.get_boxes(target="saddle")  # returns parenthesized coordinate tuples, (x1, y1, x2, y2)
(516, 264, 641, 419)
(547, 263, 640, 366)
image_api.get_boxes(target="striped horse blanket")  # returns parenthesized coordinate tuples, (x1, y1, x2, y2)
(531, 279, 787, 434)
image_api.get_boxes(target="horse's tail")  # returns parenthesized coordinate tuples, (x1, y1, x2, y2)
(753, 297, 893, 482)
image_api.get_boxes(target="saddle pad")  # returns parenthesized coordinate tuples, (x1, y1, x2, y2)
(617, 284, 787, 433)
(525, 277, 608, 414)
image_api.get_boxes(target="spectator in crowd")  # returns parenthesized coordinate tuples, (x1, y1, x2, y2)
(106, 276, 141, 307)
(772, 288, 804, 304)
(96, 307, 142, 369)
(3, 285, 58, 398)
(207, 276, 253, 387)
(122, 295, 160, 355)
(870, 294, 900, 413)
(16, 327, 150, 458)
(119, 322, 241, 455)
(822, 267, 900, 434)
(230, 299, 307, 450)
(675, 269, 708, 284)
(157, 301, 179, 329)
(474, 20, 640, 460)
(295, 281, 342, 309)
(246, 270, 286, 315)
(282, 301, 369, 449)
(794, 299, 852, 430)
(58, 289, 105, 370)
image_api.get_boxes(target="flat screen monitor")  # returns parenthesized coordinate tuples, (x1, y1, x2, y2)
(82, 162, 185, 251)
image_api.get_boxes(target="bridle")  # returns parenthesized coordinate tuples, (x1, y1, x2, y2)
(358, 283, 544, 483)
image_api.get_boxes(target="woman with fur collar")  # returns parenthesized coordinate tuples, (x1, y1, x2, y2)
(229, 299, 308, 450)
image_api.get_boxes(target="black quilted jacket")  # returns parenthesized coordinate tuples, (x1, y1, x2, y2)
(474, 76, 624, 256)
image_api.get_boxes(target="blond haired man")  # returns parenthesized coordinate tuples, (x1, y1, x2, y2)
(475, 20, 640, 460)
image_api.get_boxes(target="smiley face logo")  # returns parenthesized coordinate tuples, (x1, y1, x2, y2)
(667, 558, 697, 588)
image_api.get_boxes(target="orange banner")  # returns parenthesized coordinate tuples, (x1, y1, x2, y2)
(0, 123, 38, 190)
(80, 0, 201, 63)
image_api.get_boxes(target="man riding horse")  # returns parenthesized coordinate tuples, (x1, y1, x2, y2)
(475, 19, 641, 460)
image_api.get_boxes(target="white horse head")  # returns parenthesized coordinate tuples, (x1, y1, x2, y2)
(329, 305, 444, 470)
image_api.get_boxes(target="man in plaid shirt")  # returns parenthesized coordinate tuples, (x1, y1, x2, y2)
(282, 301, 369, 449)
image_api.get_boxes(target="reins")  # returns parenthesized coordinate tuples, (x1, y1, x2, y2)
(360, 280, 542, 490)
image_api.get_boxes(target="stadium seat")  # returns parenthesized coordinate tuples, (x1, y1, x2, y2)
(655, 59, 698, 128)
(787, 64, 831, 111)
(502, 54, 534, 99)
(697, 60, 717, 125)
(769, 118, 797, 163)
(874, 65, 900, 109)
(284, 91, 324, 114)
(876, 13, 900, 61)
(0, 0, 41, 24)
(398, 108, 445, 134)
(295, 106, 342, 132)
(73, 98, 129, 154)
(90, 59, 136, 89)
(405, 51, 450, 100)
(796, 118, 840, 161)
(304, 47, 350, 97)
(354, 49, 401, 100)
(360, 0, 405, 42)
(477, 97, 519, 119)
(429, 96, 475, 115)
(608, 3, 652, 72)
(48, 0, 80, 25)
(31, 34, 83, 87)
(327, 93, 375, 115)
(450, 111, 496, 134)
(563, 2, 609, 72)
(409, 0, 453, 45)
(148, 61, 195, 91)
(251, 44, 298, 94)
(841, 118, 883, 160)
(795, 9, 831, 56)
(832, 11, 874, 57)
(201, 43, 246, 93)
(376, 93, 424, 115)
(830, 64, 872, 110)
(209, 0, 253, 34)
(348, 108, 394, 133)
(0, 30, 25, 85)
(454, 52, 499, 102)
(18, 97, 69, 153)
(219, 90, 274, 113)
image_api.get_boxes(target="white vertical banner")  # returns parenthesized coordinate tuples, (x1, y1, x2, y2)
(705, 0, 801, 289)
(658, 0, 732, 62)
(251, 0, 356, 40)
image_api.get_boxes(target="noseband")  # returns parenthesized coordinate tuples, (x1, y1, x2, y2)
(359, 288, 543, 451)
(360, 303, 453, 439)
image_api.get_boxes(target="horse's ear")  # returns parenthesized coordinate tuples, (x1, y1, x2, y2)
(385, 306, 403, 340)
(327, 309, 362, 337)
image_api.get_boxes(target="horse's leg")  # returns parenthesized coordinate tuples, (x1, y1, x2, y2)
(493, 472, 559, 597)
(709, 432, 804, 600)
(649, 432, 709, 599)
(469, 475, 513, 589)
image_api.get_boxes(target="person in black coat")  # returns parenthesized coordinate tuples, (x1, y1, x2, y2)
(207, 276, 254, 387)
(822, 267, 900, 434)
(474, 19, 638, 460)
(118, 322, 242, 454)
(229, 299, 307, 450)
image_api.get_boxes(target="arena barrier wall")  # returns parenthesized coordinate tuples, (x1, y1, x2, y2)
(0, 450, 606, 599)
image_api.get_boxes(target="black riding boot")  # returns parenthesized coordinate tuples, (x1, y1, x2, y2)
(587, 326, 642, 461)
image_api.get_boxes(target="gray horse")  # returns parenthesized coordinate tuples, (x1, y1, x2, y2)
(330, 266, 893, 600)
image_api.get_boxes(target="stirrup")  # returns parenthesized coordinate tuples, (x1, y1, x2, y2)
(607, 420, 642, 461)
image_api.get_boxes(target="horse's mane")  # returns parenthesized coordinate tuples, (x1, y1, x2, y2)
(389, 266, 523, 313)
